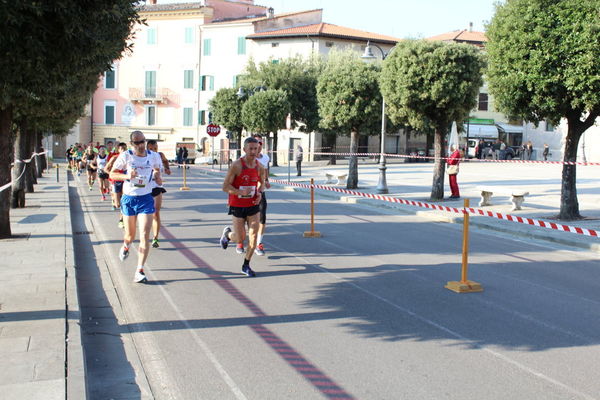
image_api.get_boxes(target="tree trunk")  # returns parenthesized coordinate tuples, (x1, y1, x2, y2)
(11, 124, 28, 208)
(0, 107, 13, 238)
(430, 127, 446, 200)
(272, 132, 279, 167)
(24, 126, 35, 192)
(347, 129, 359, 189)
(558, 111, 598, 220)
(35, 131, 45, 177)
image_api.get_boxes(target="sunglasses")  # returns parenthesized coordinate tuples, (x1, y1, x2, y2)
(132, 140, 146, 145)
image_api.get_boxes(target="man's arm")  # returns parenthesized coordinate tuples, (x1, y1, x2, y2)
(222, 161, 248, 196)
(159, 152, 171, 175)
(109, 153, 132, 181)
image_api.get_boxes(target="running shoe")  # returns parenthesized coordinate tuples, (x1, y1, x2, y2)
(236, 243, 245, 254)
(220, 227, 231, 249)
(101, 195, 106, 201)
(119, 245, 129, 261)
(134, 269, 147, 283)
(255, 243, 265, 256)
(118, 220, 124, 229)
(89, 185, 93, 191)
(111, 205, 117, 211)
(241, 264, 256, 277)
(151, 238, 159, 248)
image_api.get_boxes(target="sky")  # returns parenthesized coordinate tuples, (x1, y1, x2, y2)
(156, 0, 499, 39)
(262, 0, 498, 39)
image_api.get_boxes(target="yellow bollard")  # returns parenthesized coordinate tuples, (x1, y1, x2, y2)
(179, 162, 190, 191)
(303, 178, 321, 238)
(445, 198, 483, 293)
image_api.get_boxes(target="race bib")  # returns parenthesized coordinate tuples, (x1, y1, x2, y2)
(133, 173, 148, 188)
(238, 185, 256, 198)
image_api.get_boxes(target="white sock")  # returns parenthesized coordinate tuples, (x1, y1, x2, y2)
(257, 234, 263, 244)
(137, 266, 144, 272)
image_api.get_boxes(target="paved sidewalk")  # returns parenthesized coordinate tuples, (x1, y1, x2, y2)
(266, 158, 600, 253)
(0, 166, 86, 399)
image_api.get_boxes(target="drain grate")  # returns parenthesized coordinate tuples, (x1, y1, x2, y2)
(74, 231, 93, 235)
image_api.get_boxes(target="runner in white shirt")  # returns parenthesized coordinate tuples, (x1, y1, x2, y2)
(109, 131, 162, 283)
(253, 135, 270, 256)
(146, 140, 171, 249)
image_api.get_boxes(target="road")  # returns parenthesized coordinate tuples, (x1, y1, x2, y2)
(70, 167, 600, 400)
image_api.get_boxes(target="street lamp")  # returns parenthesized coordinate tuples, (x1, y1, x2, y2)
(361, 41, 394, 194)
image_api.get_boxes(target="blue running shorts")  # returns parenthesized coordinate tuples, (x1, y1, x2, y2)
(121, 194, 155, 216)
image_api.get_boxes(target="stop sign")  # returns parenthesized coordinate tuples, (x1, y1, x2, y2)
(207, 124, 221, 137)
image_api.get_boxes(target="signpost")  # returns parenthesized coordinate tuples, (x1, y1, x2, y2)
(207, 124, 221, 169)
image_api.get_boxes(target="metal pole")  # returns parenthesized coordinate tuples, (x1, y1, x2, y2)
(288, 136, 291, 182)
(56, 164, 59, 182)
(376, 99, 389, 194)
(302, 178, 321, 238)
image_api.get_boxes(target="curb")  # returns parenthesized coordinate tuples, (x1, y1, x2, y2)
(64, 166, 88, 399)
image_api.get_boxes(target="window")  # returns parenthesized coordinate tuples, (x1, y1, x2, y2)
(271, 42, 279, 47)
(104, 101, 116, 125)
(184, 27, 194, 44)
(200, 75, 214, 91)
(183, 70, 194, 89)
(147, 27, 157, 45)
(203, 38, 212, 56)
(545, 120, 554, 131)
(271, 59, 280, 64)
(478, 93, 488, 111)
(237, 37, 246, 55)
(104, 68, 116, 89)
(145, 71, 156, 97)
(198, 110, 212, 125)
(183, 108, 193, 126)
(232, 75, 242, 88)
(146, 105, 156, 126)
(325, 41, 334, 48)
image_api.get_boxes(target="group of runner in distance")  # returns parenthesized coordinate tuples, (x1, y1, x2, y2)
(70, 132, 269, 283)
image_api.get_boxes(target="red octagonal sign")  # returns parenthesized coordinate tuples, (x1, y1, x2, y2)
(206, 124, 221, 137)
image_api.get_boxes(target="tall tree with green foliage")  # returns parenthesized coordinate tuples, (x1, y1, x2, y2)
(0, 0, 141, 237)
(380, 40, 484, 200)
(317, 50, 382, 189)
(486, 0, 600, 220)
(208, 88, 245, 160)
(241, 89, 290, 165)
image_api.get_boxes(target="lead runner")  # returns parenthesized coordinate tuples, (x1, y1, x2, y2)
(219, 137, 266, 277)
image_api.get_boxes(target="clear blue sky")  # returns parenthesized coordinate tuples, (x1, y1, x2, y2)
(257, 0, 499, 39)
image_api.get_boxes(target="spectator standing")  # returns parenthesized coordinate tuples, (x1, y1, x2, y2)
(182, 147, 189, 169)
(543, 143, 550, 161)
(526, 141, 534, 160)
(294, 144, 303, 176)
(177, 146, 184, 168)
(447, 145, 461, 199)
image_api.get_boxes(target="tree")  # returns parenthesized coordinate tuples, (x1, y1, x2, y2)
(209, 88, 245, 160)
(0, 0, 141, 237)
(317, 50, 382, 189)
(241, 89, 290, 165)
(380, 40, 484, 200)
(486, 0, 600, 220)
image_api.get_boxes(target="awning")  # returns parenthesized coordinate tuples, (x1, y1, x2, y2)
(466, 124, 498, 138)
(496, 123, 524, 134)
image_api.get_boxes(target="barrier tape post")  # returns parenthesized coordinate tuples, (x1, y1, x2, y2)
(445, 198, 483, 293)
(180, 163, 190, 191)
(56, 164, 59, 183)
(303, 178, 321, 238)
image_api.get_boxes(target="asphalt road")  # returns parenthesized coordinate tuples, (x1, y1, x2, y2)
(71, 167, 600, 400)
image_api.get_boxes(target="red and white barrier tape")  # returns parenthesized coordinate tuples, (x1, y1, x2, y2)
(269, 177, 598, 238)
(1, 151, 48, 193)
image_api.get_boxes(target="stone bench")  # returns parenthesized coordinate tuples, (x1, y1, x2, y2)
(477, 186, 530, 211)
(324, 170, 348, 186)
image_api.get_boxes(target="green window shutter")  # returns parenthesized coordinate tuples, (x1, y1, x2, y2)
(184, 27, 193, 44)
(147, 106, 156, 126)
(105, 69, 115, 89)
(208, 112, 213, 124)
(209, 76, 214, 91)
(232, 75, 237, 87)
(271, 59, 279, 64)
(148, 28, 157, 45)
(199, 110, 206, 125)
(183, 108, 193, 126)
(184, 70, 193, 89)
(237, 37, 246, 55)
(105, 106, 115, 125)
(203, 38, 211, 56)
(200, 75, 206, 91)
(145, 71, 156, 97)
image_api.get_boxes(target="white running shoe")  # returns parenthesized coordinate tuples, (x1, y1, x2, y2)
(220, 227, 231, 249)
(119, 245, 129, 261)
(134, 269, 147, 283)
(254, 243, 265, 256)
(236, 243, 245, 254)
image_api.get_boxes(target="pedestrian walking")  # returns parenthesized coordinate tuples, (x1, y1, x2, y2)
(146, 140, 171, 249)
(177, 146, 184, 168)
(447, 145, 461, 199)
(543, 143, 549, 161)
(109, 131, 162, 283)
(182, 147, 189, 169)
(219, 137, 266, 277)
(294, 144, 303, 176)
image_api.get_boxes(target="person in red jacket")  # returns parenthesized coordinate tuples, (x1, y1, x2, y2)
(219, 137, 266, 277)
(447, 145, 461, 199)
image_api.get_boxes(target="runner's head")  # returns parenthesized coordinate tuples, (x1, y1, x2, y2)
(98, 146, 106, 155)
(117, 142, 127, 153)
(146, 139, 158, 152)
(253, 135, 263, 151)
(130, 131, 146, 155)
(106, 141, 114, 152)
(243, 137, 259, 159)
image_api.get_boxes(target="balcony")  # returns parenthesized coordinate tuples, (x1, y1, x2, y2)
(129, 88, 171, 104)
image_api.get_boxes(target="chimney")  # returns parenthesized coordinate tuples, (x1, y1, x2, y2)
(469, 22, 473, 32)
(267, 7, 274, 19)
